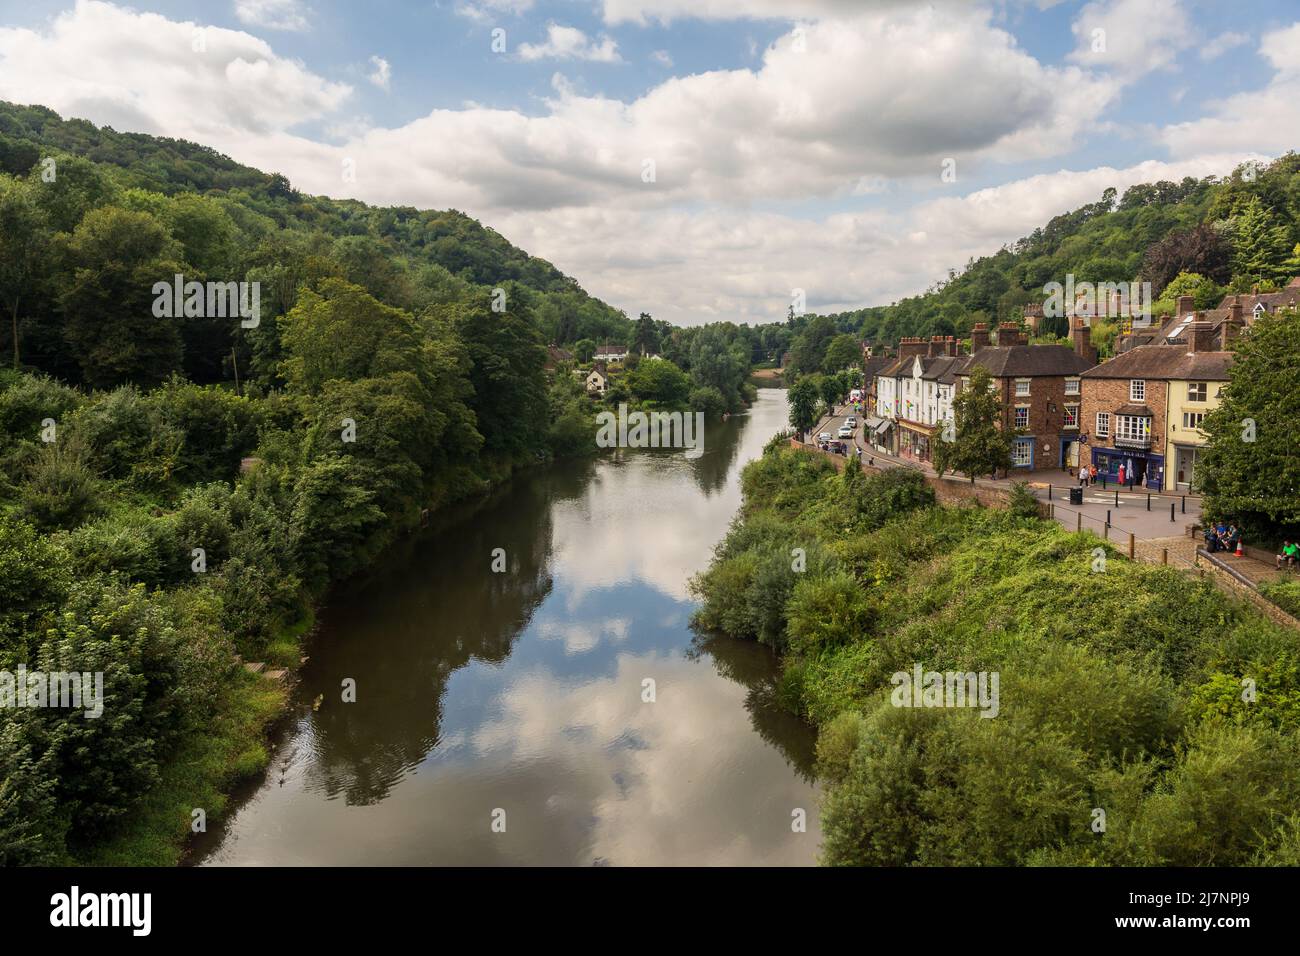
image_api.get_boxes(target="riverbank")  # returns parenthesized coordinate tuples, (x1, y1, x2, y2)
(193, 390, 820, 866)
(690, 442, 1300, 865)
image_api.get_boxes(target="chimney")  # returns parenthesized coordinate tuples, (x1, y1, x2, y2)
(945, 335, 958, 357)
(927, 334, 943, 357)
(1228, 295, 1243, 325)
(1177, 294, 1194, 316)
(898, 336, 927, 359)
(970, 323, 990, 353)
(997, 322, 1025, 346)
(1072, 317, 1097, 366)
(1187, 322, 1217, 353)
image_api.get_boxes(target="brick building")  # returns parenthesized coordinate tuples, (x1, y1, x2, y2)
(954, 322, 1095, 472)
(1078, 335, 1233, 492)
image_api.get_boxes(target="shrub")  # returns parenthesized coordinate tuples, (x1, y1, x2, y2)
(18, 436, 104, 530)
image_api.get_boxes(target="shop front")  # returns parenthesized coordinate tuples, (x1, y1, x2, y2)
(1089, 447, 1164, 491)
(898, 422, 934, 463)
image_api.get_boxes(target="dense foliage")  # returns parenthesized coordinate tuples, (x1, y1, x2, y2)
(0, 102, 774, 864)
(691, 445, 1300, 865)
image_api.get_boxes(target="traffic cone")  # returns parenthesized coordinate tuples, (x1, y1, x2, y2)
(1235, 539, 1244, 557)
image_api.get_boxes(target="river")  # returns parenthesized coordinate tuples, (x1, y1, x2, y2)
(194, 388, 820, 866)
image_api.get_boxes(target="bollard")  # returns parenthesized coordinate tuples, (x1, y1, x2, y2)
(1048, 484, 1053, 501)
(1170, 501, 1176, 522)
(1129, 532, 1135, 559)
(1181, 495, 1186, 514)
(1114, 490, 1119, 507)
(1147, 493, 1151, 511)
(1107, 509, 1111, 526)
(1077, 512, 1082, 532)
(1162, 548, 1168, 565)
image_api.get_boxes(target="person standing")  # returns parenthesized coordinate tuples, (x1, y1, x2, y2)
(1118, 463, 1126, 487)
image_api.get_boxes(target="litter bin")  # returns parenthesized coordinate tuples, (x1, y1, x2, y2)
(1069, 486, 1084, 506)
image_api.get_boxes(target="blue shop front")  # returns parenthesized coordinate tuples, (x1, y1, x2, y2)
(1088, 446, 1165, 491)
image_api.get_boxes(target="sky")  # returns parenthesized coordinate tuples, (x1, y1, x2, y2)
(1, 0, 1299, 326)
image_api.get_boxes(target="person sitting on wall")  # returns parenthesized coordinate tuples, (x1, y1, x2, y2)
(1224, 524, 1240, 553)
(1278, 541, 1298, 569)
(1204, 524, 1220, 553)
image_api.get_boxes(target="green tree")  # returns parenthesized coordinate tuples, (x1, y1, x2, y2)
(57, 206, 186, 388)
(1230, 197, 1293, 282)
(1199, 308, 1300, 540)
(627, 357, 690, 407)
(633, 312, 659, 356)
(823, 333, 861, 374)
(788, 377, 819, 440)
(278, 278, 422, 393)
(0, 176, 49, 369)
(573, 338, 596, 363)
(934, 365, 1013, 483)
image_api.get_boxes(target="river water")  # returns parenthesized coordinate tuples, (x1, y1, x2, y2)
(195, 388, 820, 866)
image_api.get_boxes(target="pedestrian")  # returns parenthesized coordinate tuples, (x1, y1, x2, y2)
(1118, 463, 1126, 486)
(1089, 464, 1097, 484)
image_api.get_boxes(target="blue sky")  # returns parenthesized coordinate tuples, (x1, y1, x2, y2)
(2, 0, 1298, 323)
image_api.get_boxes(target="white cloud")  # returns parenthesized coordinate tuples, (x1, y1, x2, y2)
(455, 0, 536, 23)
(367, 55, 391, 90)
(1199, 30, 1249, 61)
(1161, 24, 1300, 158)
(1068, 0, 1193, 79)
(0, 1, 350, 142)
(517, 24, 621, 63)
(0, 1, 1276, 328)
(234, 0, 312, 32)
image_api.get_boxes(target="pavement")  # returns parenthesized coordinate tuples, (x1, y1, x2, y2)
(808, 403, 1204, 544)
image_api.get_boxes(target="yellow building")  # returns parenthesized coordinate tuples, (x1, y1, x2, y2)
(1164, 365, 1231, 492)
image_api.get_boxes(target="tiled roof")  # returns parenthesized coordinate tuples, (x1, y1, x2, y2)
(960, 344, 1093, 378)
(1081, 344, 1233, 380)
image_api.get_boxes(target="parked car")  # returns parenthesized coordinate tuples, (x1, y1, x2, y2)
(845, 417, 857, 429)
(837, 425, 853, 439)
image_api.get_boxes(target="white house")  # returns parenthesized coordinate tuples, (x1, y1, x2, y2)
(594, 345, 629, 363)
(585, 368, 607, 394)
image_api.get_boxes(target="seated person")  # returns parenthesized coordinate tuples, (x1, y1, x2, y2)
(1204, 525, 1220, 553)
(1224, 525, 1240, 551)
(1279, 541, 1298, 569)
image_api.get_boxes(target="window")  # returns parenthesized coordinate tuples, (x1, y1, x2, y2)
(1064, 378, 1080, 395)
(1011, 438, 1033, 467)
(1187, 382, 1207, 402)
(1183, 411, 1206, 430)
(1064, 404, 1079, 428)
(1115, 415, 1151, 443)
(1015, 379, 1031, 397)
(1129, 379, 1146, 402)
(1253, 302, 1266, 319)
(1095, 412, 1110, 438)
(1014, 406, 1029, 429)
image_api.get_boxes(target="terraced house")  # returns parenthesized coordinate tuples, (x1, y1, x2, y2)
(953, 322, 1095, 473)
(1078, 331, 1233, 492)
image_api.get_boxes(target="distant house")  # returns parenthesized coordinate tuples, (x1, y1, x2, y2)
(545, 344, 574, 371)
(585, 362, 608, 394)
(594, 344, 629, 363)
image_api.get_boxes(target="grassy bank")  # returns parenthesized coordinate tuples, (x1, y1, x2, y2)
(690, 444, 1300, 865)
